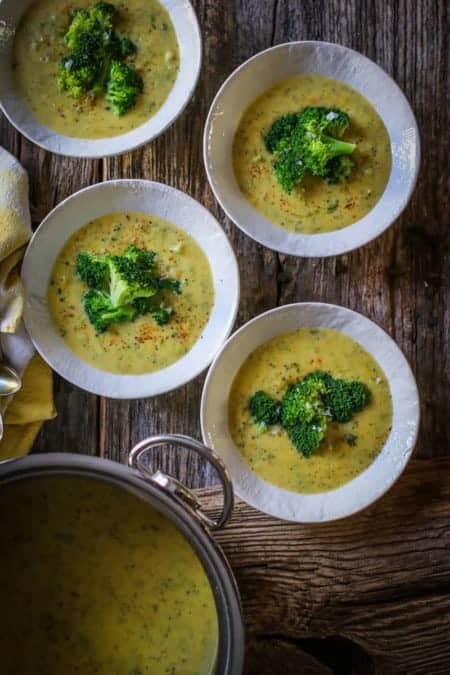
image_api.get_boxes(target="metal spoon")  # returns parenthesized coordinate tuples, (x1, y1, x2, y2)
(0, 363, 21, 397)
(0, 362, 21, 442)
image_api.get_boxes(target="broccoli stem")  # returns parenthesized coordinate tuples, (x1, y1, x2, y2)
(323, 135, 356, 155)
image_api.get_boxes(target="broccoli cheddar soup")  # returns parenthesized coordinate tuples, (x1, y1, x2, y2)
(0, 476, 218, 675)
(13, 0, 179, 138)
(229, 328, 393, 493)
(233, 74, 392, 234)
(48, 212, 214, 374)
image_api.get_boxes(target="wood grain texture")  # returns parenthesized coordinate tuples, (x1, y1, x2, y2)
(201, 457, 450, 674)
(24, 145, 101, 456)
(0, 115, 101, 456)
(245, 639, 333, 675)
(99, 0, 449, 482)
(1, 0, 449, 672)
(271, 0, 450, 458)
(100, 0, 279, 483)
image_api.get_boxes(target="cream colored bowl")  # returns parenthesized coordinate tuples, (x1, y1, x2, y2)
(0, 0, 201, 157)
(22, 180, 240, 398)
(201, 303, 420, 522)
(204, 41, 420, 257)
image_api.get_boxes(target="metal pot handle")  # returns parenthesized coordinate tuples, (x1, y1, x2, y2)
(128, 434, 234, 530)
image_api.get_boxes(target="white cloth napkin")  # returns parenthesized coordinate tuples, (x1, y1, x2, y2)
(0, 147, 34, 413)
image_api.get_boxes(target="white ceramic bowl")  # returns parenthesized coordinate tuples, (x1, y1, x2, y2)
(204, 41, 420, 257)
(201, 303, 420, 522)
(0, 0, 201, 157)
(22, 180, 240, 398)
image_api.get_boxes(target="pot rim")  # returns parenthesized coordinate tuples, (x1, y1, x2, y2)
(0, 452, 244, 675)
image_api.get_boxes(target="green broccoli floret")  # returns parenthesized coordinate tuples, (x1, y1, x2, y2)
(64, 8, 88, 49)
(297, 107, 355, 179)
(323, 155, 355, 184)
(246, 369, 372, 459)
(249, 391, 281, 427)
(76, 241, 182, 333)
(90, 1, 116, 24)
(124, 245, 156, 271)
(116, 36, 137, 58)
(77, 244, 180, 332)
(273, 141, 307, 193)
(132, 298, 174, 324)
(132, 268, 180, 324)
(279, 377, 329, 457)
(133, 297, 152, 315)
(299, 106, 350, 138)
(264, 114, 307, 192)
(83, 288, 136, 333)
(303, 370, 371, 423)
(108, 252, 158, 307)
(325, 378, 371, 423)
(157, 278, 182, 294)
(288, 419, 328, 458)
(59, 2, 142, 110)
(280, 377, 328, 428)
(76, 251, 110, 290)
(264, 113, 299, 153)
(107, 60, 143, 115)
(150, 305, 173, 326)
(264, 106, 356, 192)
(60, 3, 116, 98)
(59, 40, 103, 98)
(64, 4, 115, 52)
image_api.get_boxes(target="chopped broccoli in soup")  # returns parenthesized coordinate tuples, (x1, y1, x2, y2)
(229, 328, 392, 493)
(233, 74, 391, 234)
(48, 212, 214, 375)
(13, 0, 180, 138)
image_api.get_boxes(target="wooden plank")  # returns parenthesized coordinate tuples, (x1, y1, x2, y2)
(271, 0, 450, 458)
(25, 139, 102, 455)
(198, 457, 450, 674)
(0, 116, 101, 455)
(101, 0, 449, 472)
(1, 0, 449, 668)
(99, 0, 279, 483)
(245, 639, 333, 675)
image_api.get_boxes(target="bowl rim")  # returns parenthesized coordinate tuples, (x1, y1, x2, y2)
(200, 301, 421, 522)
(0, 0, 202, 158)
(0, 452, 245, 674)
(203, 40, 421, 257)
(22, 178, 240, 398)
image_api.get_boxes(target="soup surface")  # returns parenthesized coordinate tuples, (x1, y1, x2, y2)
(0, 475, 218, 675)
(233, 74, 392, 234)
(13, 0, 179, 138)
(48, 211, 214, 374)
(229, 328, 392, 493)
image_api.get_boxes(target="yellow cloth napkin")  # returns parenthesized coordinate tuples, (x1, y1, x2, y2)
(0, 355, 56, 460)
(0, 148, 56, 459)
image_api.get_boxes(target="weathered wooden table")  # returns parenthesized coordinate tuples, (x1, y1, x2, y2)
(1, 0, 449, 672)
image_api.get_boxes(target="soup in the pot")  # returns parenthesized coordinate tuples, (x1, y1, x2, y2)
(0, 475, 218, 675)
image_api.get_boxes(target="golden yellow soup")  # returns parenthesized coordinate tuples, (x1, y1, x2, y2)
(0, 475, 218, 675)
(13, 0, 179, 138)
(233, 74, 392, 234)
(229, 328, 392, 493)
(48, 211, 214, 374)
